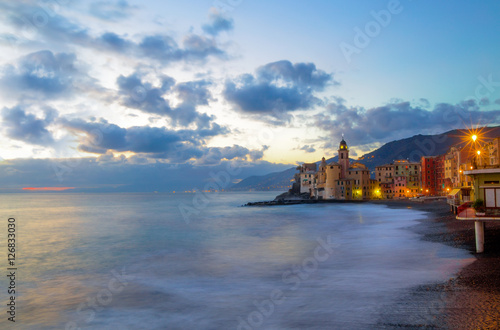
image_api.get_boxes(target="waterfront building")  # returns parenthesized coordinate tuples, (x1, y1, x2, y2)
(374, 160, 420, 198)
(394, 160, 421, 197)
(421, 155, 445, 195)
(484, 137, 500, 166)
(463, 167, 500, 209)
(297, 138, 380, 200)
(296, 163, 317, 194)
(443, 146, 474, 207)
(376, 164, 394, 199)
(394, 175, 407, 199)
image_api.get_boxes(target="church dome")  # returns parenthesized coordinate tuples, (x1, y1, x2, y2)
(319, 156, 327, 170)
(339, 138, 348, 150)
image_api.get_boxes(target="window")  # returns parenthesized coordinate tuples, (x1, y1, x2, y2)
(485, 188, 500, 208)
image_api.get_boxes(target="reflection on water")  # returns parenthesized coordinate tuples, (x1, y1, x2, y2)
(0, 192, 473, 329)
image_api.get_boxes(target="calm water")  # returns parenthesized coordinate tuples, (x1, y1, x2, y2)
(0, 192, 473, 329)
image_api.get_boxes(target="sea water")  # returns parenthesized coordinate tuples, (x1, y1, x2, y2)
(0, 192, 473, 329)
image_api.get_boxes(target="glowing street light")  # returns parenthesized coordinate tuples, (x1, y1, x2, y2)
(472, 134, 477, 142)
(477, 150, 481, 155)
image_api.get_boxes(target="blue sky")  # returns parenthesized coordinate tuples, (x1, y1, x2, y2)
(0, 0, 500, 191)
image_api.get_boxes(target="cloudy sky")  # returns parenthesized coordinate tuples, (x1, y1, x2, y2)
(1, 0, 500, 191)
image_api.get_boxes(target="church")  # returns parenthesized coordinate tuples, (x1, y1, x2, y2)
(295, 138, 381, 200)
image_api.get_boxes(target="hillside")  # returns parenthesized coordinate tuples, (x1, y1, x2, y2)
(356, 126, 500, 169)
(229, 156, 358, 191)
(229, 126, 500, 191)
(229, 167, 297, 191)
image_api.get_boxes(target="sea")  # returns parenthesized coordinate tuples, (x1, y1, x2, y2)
(0, 192, 474, 329)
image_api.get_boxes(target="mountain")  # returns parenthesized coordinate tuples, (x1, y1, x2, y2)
(229, 156, 358, 191)
(229, 167, 297, 191)
(355, 126, 500, 169)
(229, 126, 500, 191)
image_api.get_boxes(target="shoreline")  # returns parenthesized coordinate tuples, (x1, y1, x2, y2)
(247, 196, 500, 328)
(244, 195, 500, 327)
(370, 199, 500, 328)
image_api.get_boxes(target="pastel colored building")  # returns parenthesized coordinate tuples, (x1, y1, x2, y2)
(296, 138, 379, 200)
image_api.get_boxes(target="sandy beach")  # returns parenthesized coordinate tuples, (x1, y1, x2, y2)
(371, 199, 500, 329)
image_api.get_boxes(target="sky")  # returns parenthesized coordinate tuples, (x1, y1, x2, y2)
(1, 0, 500, 191)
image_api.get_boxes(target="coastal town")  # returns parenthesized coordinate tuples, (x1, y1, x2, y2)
(290, 133, 500, 213)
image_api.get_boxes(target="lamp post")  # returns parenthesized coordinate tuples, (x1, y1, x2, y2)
(472, 134, 478, 169)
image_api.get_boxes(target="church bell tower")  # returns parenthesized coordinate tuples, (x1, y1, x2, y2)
(338, 137, 349, 179)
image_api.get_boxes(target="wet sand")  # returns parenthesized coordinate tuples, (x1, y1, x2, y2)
(371, 199, 500, 329)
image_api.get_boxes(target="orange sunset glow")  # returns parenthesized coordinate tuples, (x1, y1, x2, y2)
(22, 187, 75, 191)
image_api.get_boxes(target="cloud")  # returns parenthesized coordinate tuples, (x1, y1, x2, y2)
(223, 60, 334, 122)
(89, 0, 137, 21)
(58, 117, 267, 166)
(300, 145, 316, 153)
(0, 50, 86, 99)
(202, 9, 234, 36)
(97, 32, 132, 51)
(194, 145, 264, 165)
(60, 118, 184, 156)
(116, 71, 214, 128)
(0, 2, 227, 65)
(479, 97, 490, 106)
(136, 34, 225, 63)
(1, 104, 58, 146)
(314, 98, 500, 146)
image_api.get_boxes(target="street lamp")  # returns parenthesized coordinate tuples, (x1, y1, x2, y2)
(472, 134, 477, 142)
